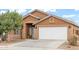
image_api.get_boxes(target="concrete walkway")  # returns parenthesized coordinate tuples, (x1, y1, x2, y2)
(0, 39, 65, 50)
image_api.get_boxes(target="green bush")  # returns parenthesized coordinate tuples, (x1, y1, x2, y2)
(70, 36, 77, 46)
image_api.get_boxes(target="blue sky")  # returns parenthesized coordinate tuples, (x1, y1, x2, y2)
(47, 9, 79, 24)
(0, 9, 79, 25)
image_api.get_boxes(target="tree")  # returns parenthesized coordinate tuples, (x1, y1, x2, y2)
(0, 11, 22, 41)
(8, 11, 22, 30)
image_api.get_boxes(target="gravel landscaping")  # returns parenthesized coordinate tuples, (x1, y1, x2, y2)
(58, 41, 79, 50)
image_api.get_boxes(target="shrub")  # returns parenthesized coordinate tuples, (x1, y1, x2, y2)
(70, 36, 77, 46)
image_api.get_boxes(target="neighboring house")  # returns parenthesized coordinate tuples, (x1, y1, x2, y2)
(7, 9, 79, 42)
(21, 9, 79, 42)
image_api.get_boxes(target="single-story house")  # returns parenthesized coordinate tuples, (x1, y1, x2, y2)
(21, 9, 79, 41)
(7, 9, 79, 42)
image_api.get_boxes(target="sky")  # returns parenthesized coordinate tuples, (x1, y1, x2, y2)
(0, 0, 79, 9)
(0, 0, 79, 25)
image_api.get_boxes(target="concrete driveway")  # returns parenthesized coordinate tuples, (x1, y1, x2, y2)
(0, 39, 65, 50)
(12, 39, 65, 49)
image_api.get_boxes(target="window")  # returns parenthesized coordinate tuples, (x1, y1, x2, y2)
(76, 30, 79, 35)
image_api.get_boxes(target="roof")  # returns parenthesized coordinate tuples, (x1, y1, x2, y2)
(23, 9, 48, 20)
(23, 9, 79, 28)
(33, 15, 51, 25)
(30, 9, 49, 15)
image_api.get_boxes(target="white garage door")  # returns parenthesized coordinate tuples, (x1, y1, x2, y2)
(39, 27, 67, 40)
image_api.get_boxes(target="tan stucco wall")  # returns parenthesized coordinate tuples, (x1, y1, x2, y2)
(7, 30, 21, 41)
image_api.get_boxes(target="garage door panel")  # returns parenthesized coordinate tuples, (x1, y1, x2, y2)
(39, 27, 67, 40)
